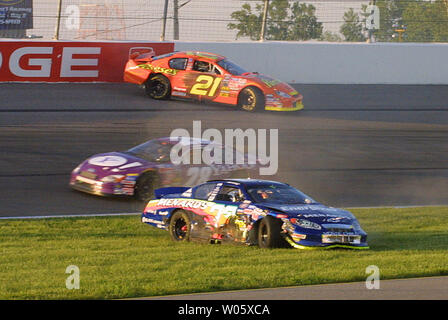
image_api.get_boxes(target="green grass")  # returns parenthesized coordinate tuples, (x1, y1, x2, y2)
(1, 207, 448, 299)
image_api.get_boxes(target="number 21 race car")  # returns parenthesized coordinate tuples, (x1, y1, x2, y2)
(142, 179, 369, 249)
(124, 51, 304, 112)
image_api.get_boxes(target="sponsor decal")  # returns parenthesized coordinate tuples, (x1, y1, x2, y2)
(227, 77, 247, 91)
(172, 91, 187, 97)
(88, 156, 127, 167)
(0, 41, 173, 82)
(124, 174, 138, 181)
(0, 41, 174, 82)
(142, 216, 163, 224)
(146, 198, 238, 227)
(260, 78, 281, 88)
(291, 233, 307, 241)
(0, 0, 33, 29)
(186, 58, 194, 69)
(157, 198, 209, 210)
(207, 183, 222, 202)
(136, 63, 178, 76)
(279, 205, 341, 214)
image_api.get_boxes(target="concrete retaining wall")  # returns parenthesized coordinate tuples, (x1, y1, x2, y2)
(175, 41, 448, 85)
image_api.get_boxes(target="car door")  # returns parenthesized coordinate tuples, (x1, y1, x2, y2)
(167, 57, 190, 98)
(213, 185, 248, 242)
(185, 59, 224, 102)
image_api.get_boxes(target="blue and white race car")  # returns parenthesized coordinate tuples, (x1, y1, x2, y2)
(142, 179, 369, 249)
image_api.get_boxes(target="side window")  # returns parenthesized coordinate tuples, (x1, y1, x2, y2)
(169, 58, 188, 70)
(154, 143, 172, 163)
(215, 186, 245, 203)
(194, 183, 219, 200)
(193, 60, 212, 73)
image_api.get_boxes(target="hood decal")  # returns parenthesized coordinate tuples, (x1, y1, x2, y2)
(88, 155, 128, 167)
(259, 203, 353, 218)
(118, 162, 142, 170)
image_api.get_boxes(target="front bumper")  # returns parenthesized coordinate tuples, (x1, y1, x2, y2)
(265, 100, 304, 112)
(69, 174, 135, 197)
(284, 234, 369, 250)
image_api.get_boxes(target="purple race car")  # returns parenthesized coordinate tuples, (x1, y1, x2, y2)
(69, 137, 257, 201)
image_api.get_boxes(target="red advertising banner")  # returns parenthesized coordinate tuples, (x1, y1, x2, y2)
(0, 41, 174, 82)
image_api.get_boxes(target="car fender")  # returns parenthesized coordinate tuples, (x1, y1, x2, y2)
(238, 84, 266, 99)
(123, 60, 152, 85)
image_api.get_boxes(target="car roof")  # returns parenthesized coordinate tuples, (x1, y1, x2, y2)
(206, 179, 289, 188)
(174, 51, 226, 62)
(155, 136, 212, 146)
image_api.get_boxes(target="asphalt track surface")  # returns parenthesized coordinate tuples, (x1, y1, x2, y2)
(1, 83, 448, 217)
(1, 83, 447, 300)
(142, 276, 448, 300)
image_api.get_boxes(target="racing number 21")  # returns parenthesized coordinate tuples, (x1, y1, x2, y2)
(190, 75, 222, 96)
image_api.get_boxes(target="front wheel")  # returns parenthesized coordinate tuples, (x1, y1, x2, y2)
(134, 171, 159, 201)
(238, 87, 265, 112)
(258, 216, 286, 248)
(145, 74, 171, 100)
(169, 210, 192, 242)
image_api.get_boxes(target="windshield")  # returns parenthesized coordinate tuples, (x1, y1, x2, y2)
(217, 59, 248, 75)
(125, 140, 172, 163)
(247, 184, 316, 204)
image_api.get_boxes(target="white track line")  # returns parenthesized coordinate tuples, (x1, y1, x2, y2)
(0, 212, 140, 220)
(347, 205, 447, 209)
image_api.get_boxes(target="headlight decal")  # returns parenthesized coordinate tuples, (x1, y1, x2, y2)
(100, 175, 126, 183)
(275, 90, 290, 98)
(290, 218, 322, 230)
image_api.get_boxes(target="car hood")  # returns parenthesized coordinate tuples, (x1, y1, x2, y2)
(258, 203, 356, 223)
(245, 73, 296, 93)
(75, 152, 153, 179)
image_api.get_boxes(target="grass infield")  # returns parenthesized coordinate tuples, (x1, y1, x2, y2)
(1, 207, 447, 299)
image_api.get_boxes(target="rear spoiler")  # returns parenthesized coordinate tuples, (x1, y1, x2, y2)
(154, 187, 190, 199)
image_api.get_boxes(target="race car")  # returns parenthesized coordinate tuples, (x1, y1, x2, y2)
(69, 138, 257, 201)
(142, 179, 369, 249)
(124, 51, 303, 112)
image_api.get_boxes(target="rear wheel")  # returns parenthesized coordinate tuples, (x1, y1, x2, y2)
(145, 74, 171, 99)
(258, 216, 285, 248)
(169, 210, 192, 241)
(134, 171, 159, 201)
(238, 87, 265, 112)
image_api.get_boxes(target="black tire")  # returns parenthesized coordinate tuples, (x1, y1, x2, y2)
(238, 86, 265, 112)
(145, 74, 171, 99)
(134, 171, 159, 201)
(169, 210, 192, 242)
(257, 216, 286, 248)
